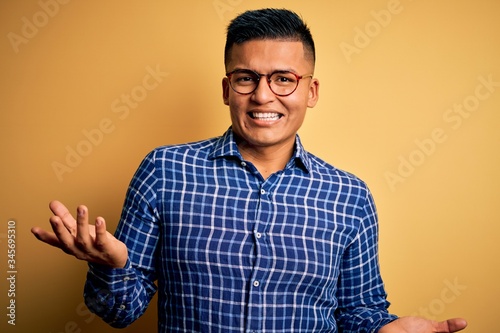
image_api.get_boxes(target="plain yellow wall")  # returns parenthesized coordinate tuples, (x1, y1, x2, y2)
(1, 1, 499, 332)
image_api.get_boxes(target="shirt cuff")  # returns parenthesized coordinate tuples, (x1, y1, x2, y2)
(374, 314, 399, 333)
(84, 260, 136, 317)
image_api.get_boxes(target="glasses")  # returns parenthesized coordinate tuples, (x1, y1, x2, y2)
(226, 69, 313, 97)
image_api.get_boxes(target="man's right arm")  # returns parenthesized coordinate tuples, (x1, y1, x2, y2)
(83, 150, 161, 327)
(31, 200, 156, 327)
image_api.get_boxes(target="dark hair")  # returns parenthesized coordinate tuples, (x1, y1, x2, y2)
(224, 8, 315, 68)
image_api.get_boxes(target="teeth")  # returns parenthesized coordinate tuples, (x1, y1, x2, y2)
(252, 112, 281, 121)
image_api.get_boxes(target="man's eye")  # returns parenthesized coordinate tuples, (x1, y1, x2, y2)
(235, 76, 256, 84)
(273, 74, 297, 85)
(277, 76, 291, 82)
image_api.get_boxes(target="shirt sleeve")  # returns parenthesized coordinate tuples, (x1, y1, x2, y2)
(83, 150, 160, 328)
(334, 186, 398, 332)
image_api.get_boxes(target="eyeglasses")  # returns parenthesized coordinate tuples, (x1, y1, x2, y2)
(226, 69, 313, 97)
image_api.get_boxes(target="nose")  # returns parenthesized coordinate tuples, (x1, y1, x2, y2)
(251, 76, 275, 103)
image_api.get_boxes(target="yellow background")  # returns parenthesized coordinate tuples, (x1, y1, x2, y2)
(1, 0, 499, 332)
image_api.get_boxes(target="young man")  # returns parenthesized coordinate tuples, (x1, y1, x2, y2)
(32, 8, 467, 333)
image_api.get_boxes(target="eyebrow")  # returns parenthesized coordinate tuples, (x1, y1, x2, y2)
(231, 67, 299, 74)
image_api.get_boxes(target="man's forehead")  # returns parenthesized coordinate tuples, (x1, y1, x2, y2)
(231, 39, 305, 50)
(227, 39, 311, 68)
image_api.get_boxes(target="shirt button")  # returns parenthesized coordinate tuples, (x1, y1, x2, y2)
(253, 281, 260, 287)
(119, 304, 126, 310)
(123, 277, 131, 282)
(241, 161, 247, 167)
(255, 232, 262, 239)
(260, 189, 266, 195)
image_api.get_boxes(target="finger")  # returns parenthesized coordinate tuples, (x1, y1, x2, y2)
(75, 205, 92, 250)
(31, 226, 62, 248)
(49, 215, 79, 255)
(49, 200, 72, 219)
(434, 318, 468, 332)
(49, 200, 76, 234)
(93, 217, 128, 268)
(94, 217, 108, 249)
(446, 318, 467, 332)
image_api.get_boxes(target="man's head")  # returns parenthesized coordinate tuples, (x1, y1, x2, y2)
(222, 8, 319, 158)
(224, 8, 316, 70)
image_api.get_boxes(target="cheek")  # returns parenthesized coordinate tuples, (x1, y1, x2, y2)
(281, 95, 309, 115)
(228, 98, 248, 122)
(228, 95, 249, 112)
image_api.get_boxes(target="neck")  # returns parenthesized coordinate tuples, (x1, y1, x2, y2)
(237, 139, 295, 180)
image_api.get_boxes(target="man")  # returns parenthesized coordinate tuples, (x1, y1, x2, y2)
(32, 8, 467, 333)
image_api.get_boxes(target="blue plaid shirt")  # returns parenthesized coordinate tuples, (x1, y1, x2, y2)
(84, 128, 397, 332)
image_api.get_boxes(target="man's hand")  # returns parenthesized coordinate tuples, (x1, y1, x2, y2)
(379, 316, 467, 333)
(31, 200, 128, 268)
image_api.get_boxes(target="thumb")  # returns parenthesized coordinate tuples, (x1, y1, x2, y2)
(446, 318, 467, 332)
(435, 318, 468, 332)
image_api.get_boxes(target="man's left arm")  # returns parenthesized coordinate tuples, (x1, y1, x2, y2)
(334, 188, 397, 332)
(335, 186, 467, 333)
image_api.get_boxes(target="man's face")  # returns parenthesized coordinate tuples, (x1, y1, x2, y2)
(223, 40, 319, 152)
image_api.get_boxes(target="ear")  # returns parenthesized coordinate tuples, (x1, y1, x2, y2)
(307, 78, 319, 108)
(222, 77, 230, 105)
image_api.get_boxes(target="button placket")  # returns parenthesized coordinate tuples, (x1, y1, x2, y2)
(246, 180, 274, 332)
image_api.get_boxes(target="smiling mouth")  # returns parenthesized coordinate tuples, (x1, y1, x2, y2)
(248, 112, 283, 121)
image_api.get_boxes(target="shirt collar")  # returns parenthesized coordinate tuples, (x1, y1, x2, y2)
(209, 127, 311, 174)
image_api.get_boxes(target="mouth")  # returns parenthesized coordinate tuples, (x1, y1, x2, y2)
(248, 112, 283, 122)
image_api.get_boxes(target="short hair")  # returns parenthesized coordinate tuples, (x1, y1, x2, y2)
(224, 8, 316, 68)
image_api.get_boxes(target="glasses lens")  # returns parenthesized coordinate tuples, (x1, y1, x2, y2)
(229, 70, 259, 94)
(269, 72, 299, 96)
(228, 70, 301, 96)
